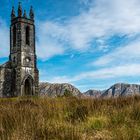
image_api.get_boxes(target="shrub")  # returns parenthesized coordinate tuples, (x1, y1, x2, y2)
(63, 89, 73, 97)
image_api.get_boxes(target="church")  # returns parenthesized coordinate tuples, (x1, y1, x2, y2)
(0, 3, 39, 97)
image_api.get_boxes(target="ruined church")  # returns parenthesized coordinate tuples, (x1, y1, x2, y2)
(0, 3, 39, 97)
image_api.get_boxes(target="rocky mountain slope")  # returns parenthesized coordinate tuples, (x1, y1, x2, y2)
(85, 83, 140, 98)
(84, 90, 102, 98)
(39, 82, 140, 98)
(101, 83, 140, 98)
(39, 82, 81, 97)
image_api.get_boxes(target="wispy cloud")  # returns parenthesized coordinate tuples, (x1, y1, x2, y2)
(93, 39, 140, 66)
(37, 0, 140, 88)
(1, 0, 140, 91)
(37, 0, 140, 60)
(47, 64, 140, 83)
(1, 0, 140, 60)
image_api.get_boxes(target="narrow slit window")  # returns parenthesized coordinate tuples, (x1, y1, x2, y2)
(26, 26, 30, 45)
(13, 26, 16, 46)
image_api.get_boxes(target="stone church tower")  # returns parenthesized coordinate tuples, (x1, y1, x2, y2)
(0, 3, 39, 97)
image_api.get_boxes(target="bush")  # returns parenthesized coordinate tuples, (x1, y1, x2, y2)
(63, 89, 73, 97)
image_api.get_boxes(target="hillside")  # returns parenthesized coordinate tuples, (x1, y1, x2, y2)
(84, 89, 102, 98)
(39, 83, 140, 98)
(87, 83, 140, 98)
(102, 83, 140, 97)
(39, 82, 81, 97)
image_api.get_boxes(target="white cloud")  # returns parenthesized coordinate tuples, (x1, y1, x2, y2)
(36, 0, 140, 59)
(36, 21, 66, 60)
(1, 0, 140, 61)
(93, 39, 140, 66)
(1, 0, 140, 60)
(0, 18, 9, 58)
(47, 64, 140, 83)
(37, 0, 140, 83)
(47, 76, 72, 83)
(36, 40, 65, 61)
(79, 64, 140, 79)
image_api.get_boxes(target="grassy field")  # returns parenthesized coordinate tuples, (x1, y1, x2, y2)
(0, 96, 140, 140)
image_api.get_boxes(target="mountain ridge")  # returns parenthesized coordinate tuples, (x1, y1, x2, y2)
(39, 82, 82, 97)
(39, 82, 140, 98)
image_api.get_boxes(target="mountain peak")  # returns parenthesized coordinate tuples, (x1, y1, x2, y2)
(39, 82, 140, 98)
(39, 82, 81, 97)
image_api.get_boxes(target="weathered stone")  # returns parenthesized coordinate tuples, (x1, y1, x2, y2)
(0, 4, 39, 97)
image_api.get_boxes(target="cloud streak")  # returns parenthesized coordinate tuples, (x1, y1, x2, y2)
(37, 0, 140, 89)
(93, 39, 140, 66)
(37, 0, 140, 60)
(47, 64, 140, 83)
(1, 0, 140, 60)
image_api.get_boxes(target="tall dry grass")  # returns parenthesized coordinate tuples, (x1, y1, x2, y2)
(0, 96, 140, 140)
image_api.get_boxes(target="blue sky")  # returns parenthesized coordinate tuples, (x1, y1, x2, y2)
(1, 0, 140, 92)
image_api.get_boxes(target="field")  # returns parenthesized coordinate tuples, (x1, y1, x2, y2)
(0, 96, 140, 140)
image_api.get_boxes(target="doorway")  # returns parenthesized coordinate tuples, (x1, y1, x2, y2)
(24, 77, 33, 96)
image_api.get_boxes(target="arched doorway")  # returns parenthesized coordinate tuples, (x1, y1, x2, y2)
(23, 76, 33, 96)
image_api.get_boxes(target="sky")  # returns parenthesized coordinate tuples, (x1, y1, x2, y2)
(0, 0, 140, 92)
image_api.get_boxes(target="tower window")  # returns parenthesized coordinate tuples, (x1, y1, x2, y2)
(13, 26, 16, 46)
(13, 56, 16, 63)
(26, 26, 30, 45)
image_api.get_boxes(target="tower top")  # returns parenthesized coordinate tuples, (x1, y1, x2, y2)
(11, 6, 16, 20)
(18, 2, 22, 17)
(30, 6, 34, 20)
(23, 10, 27, 18)
(11, 3, 34, 21)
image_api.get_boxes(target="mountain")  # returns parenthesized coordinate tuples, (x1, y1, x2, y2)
(84, 83, 140, 98)
(84, 90, 102, 98)
(101, 83, 140, 98)
(39, 82, 81, 97)
(39, 82, 140, 98)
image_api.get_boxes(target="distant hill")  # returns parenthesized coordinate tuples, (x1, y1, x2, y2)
(39, 82, 81, 97)
(101, 83, 140, 98)
(39, 82, 140, 98)
(83, 90, 102, 98)
(85, 83, 140, 98)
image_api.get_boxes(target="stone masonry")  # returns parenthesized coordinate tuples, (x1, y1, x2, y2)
(0, 3, 39, 97)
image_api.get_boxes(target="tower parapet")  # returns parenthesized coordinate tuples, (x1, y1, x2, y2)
(11, 3, 34, 21)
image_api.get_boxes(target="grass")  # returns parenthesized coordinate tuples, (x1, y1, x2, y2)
(0, 96, 140, 140)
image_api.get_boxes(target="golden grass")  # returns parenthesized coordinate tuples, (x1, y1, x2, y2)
(0, 96, 140, 140)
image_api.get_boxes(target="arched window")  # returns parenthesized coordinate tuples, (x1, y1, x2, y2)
(13, 26, 16, 46)
(26, 26, 30, 45)
(13, 56, 16, 63)
(23, 75, 34, 95)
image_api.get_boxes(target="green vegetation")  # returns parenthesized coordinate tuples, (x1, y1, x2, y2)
(63, 89, 74, 97)
(0, 96, 140, 140)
